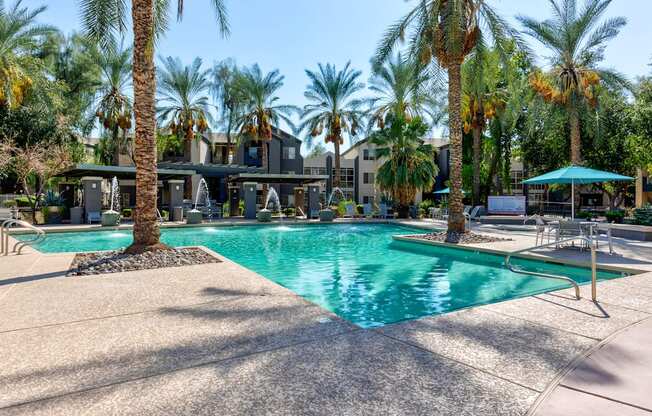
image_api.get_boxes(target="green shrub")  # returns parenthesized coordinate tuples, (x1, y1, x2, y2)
(336, 199, 355, 217)
(122, 208, 132, 218)
(3, 200, 16, 208)
(633, 206, 652, 226)
(15, 196, 32, 207)
(605, 210, 625, 224)
(419, 199, 435, 212)
(356, 204, 364, 215)
(282, 207, 295, 216)
(575, 211, 594, 220)
(223, 202, 230, 217)
(161, 210, 169, 220)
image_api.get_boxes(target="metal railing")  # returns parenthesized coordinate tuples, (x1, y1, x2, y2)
(504, 235, 598, 301)
(1, 219, 46, 255)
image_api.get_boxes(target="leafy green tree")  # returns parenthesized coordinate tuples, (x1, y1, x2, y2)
(626, 78, 652, 172)
(234, 64, 296, 171)
(370, 115, 438, 218)
(298, 62, 364, 187)
(376, 0, 520, 234)
(518, 0, 628, 165)
(79, 0, 229, 252)
(157, 56, 212, 160)
(40, 32, 102, 134)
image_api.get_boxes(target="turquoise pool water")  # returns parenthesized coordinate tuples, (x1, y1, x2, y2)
(19, 223, 623, 328)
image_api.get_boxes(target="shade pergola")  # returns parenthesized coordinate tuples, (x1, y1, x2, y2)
(522, 165, 634, 219)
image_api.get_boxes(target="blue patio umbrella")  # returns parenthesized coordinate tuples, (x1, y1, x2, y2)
(522, 165, 634, 219)
(434, 187, 467, 195)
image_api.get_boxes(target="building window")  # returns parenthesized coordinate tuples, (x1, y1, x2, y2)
(363, 172, 374, 184)
(363, 148, 376, 161)
(283, 146, 296, 160)
(248, 146, 259, 159)
(510, 170, 524, 194)
(332, 168, 354, 189)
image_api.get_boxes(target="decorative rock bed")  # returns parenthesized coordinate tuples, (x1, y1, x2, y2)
(405, 231, 512, 245)
(67, 247, 220, 276)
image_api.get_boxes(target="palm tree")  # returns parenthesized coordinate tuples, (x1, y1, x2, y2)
(235, 64, 296, 171)
(298, 62, 365, 187)
(518, 0, 627, 165)
(371, 115, 438, 218)
(211, 59, 244, 161)
(94, 44, 132, 165)
(157, 56, 212, 160)
(461, 46, 507, 205)
(376, 0, 520, 235)
(80, 0, 229, 252)
(0, 0, 56, 108)
(368, 53, 443, 129)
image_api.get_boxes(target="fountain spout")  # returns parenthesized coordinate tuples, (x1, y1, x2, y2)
(109, 176, 120, 213)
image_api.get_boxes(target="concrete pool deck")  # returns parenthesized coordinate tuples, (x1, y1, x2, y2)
(1, 220, 652, 415)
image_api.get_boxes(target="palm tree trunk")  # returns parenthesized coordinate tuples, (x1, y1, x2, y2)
(568, 102, 582, 165)
(126, 0, 165, 253)
(447, 63, 466, 234)
(472, 125, 482, 206)
(111, 125, 120, 166)
(333, 138, 341, 188)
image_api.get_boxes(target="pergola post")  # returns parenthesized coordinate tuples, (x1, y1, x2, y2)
(81, 176, 103, 219)
(307, 185, 320, 219)
(243, 182, 257, 219)
(168, 180, 185, 222)
(293, 187, 305, 216)
(228, 185, 240, 217)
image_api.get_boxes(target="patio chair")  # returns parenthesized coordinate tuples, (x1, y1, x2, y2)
(86, 211, 101, 224)
(524, 214, 550, 246)
(344, 203, 356, 218)
(555, 220, 588, 249)
(363, 203, 372, 217)
(378, 203, 395, 219)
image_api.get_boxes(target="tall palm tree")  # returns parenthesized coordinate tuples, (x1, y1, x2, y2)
(371, 115, 438, 218)
(368, 53, 443, 129)
(298, 62, 365, 187)
(211, 59, 244, 161)
(376, 0, 520, 235)
(235, 64, 296, 171)
(0, 0, 55, 108)
(518, 0, 627, 165)
(461, 45, 507, 205)
(94, 44, 132, 165)
(157, 56, 212, 159)
(80, 0, 229, 252)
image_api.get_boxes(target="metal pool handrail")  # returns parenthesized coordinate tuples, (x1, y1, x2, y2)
(504, 236, 598, 301)
(1, 219, 46, 255)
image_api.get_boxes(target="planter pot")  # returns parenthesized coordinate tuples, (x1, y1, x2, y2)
(101, 210, 121, 227)
(257, 209, 272, 222)
(186, 210, 203, 224)
(319, 209, 335, 222)
(44, 206, 63, 224)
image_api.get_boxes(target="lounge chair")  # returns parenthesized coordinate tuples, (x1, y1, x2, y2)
(464, 205, 472, 215)
(86, 211, 101, 224)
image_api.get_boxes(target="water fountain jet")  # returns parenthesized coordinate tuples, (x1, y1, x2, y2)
(187, 178, 212, 224)
(320, 187, 346, 222)
(257, 187, 281, 222)
(101, 176, 121, 226)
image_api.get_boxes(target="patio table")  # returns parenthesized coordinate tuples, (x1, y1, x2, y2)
(548, 221, 613, 254)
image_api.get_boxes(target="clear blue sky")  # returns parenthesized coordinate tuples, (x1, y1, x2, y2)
(21, 0, 652, 151)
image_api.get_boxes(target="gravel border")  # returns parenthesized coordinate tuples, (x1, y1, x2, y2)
(404, 231, 512, 245)
(67, 247, 220, 276)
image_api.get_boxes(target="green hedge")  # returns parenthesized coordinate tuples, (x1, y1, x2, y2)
(633, 207, 652, 226)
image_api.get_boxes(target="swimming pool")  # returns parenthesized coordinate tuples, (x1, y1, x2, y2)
(18, 223, 624, 328)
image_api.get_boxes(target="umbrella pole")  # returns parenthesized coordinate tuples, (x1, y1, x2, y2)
(571, 179, 575, 220)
